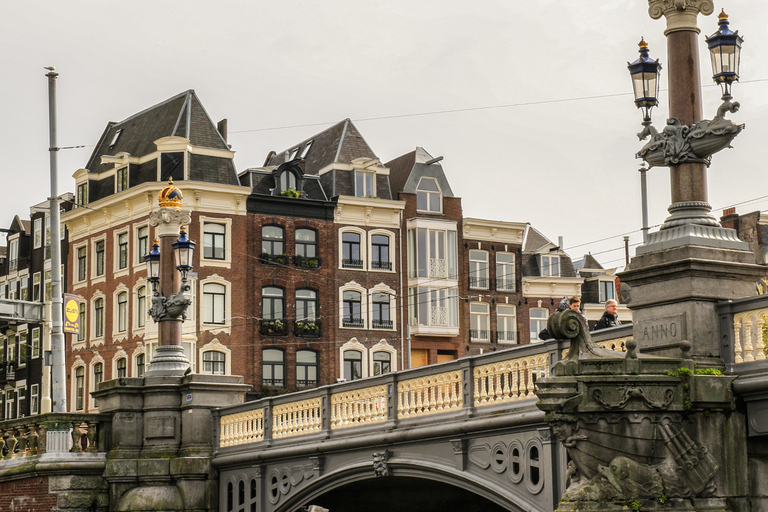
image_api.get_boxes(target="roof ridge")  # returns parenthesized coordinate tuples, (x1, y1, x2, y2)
(111, 89, 193, 128)
(333, 119, 350, 163)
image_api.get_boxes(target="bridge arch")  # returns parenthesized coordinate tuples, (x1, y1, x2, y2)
(277, 457, 541, 512)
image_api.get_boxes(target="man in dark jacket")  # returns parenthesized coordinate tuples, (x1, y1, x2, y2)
(593, 300, 621, 330)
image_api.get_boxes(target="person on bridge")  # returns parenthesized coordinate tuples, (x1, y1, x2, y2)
(593, 300, 621, 331)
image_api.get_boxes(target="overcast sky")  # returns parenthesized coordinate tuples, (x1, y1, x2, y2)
(2, 0, 766, 269)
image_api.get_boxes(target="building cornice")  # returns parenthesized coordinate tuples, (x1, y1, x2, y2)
(462, 218, 526, 244)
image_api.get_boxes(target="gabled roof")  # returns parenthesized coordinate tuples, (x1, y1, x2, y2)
(523, 225, 557, 253)
(265, 119, 377, 174)
(84, 90, 230, 175)
(386, 147, 455, 197)
(573, 253, 603, 271)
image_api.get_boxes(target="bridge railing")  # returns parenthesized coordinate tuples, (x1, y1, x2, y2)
(718, 295, 768, 371)
(215, 333, 631, 451)
(0, 412, 110, 462)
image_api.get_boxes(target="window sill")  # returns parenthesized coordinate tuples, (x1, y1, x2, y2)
(199, 259, 231, 269)
(73, 282, 87, 291)
(409, 325, 459, 337)
(91, 276, 106, 286)
(90, 338, 105, 347)
(113, 268, 130, 279)
(112, 333, 128, 344)
(202, 324, 231, 336)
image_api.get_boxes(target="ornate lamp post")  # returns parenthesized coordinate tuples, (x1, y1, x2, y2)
(631, 2, 744, 243)
(145, 180, 194, 376)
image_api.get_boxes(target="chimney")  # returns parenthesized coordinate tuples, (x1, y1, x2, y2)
(721, 207, 738, 230)
(217, 119, 228, 144)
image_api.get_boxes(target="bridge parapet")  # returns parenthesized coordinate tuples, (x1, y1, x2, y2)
(215, 337, 631, 451)
(0, 412, 109, 461)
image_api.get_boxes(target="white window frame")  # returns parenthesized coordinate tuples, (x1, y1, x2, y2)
(469, 250, 489, 290)
(199, 216, 233, 268)
(31, 328, 41, 359)
(416, 177, 443, 213)
(114, 230, 130, 276)
(530, 308, 549, 341)
(340, 282, 367, 329)
(470, 302, 490, 342)
(369, 339, 397, 375)
(134, 283, 149, 333)
(497, 304, 518, 344)
(134, 223, 150, 269)
(32, 272, 41, 301)
(74, 243, 88, 286)
(339, 227, 367, 271)
(199, 339, 232, 376)
(71, 359, 86, 412)
(369, 283, 396, 331)
(30, 384, 39, 416)
(89, 355, 105, 411)
(599, 278, 616, 303)
(339, 338, 368, 381)
(200, 275, 231, 334)
(92, 236, 107, 283)
(112, 347, 129, 379)
(539, 254, 560, 277)
(496, 252, 516, 292)
(33, 218, 43, 249)
(92, 292, 106, 344)
(132, 345, 146, 378)
(354, 170, 376, 198)
(113, 286, 129, 339)
(368, 230, 394, 272)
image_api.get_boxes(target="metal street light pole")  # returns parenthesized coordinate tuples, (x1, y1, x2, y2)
(45, 67, 66, 412)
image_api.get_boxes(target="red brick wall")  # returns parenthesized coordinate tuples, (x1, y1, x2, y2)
(0, 477, 57, 511)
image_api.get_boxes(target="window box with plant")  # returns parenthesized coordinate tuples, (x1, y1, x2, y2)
(260, 318, 288, 336)
(280, 188, 303, 198)
(260, 253, 290, 266)
(294, 255, 321, 268)
(295, 320, 322, 337)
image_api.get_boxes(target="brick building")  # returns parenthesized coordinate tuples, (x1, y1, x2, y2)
(61, 90, 252, 412)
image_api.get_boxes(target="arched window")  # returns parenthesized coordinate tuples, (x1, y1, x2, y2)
(343, 350, 363, 381)
(136, 354, 145, 378)
(262, 226, 284, 256)
(137, 286, 147, 328)
(117, 291, 128, 332)
(372, 351, 391, 376)
(295, 229, 318, 267)
(77, 302, 86, 341)
(262, 287, 284, 320)
(116, 358, 127, 378)
(296, 350, 318, 388)
(262, 349, 285, 388)
(203, 222, 226, 260)
(296, 289, 317, 321)
(341, 232, 362, 269)
(343, 291, 363, 328)
(371, 234, 391, 270)
(94, 298, 104, 338)
(75, 367, 85, 411)
(372, 292, 392, 329)
(280, 171, 297, 191)
(416, 177, 442, 212)
(203, 283, 226, 324)
(203, 350, 226, 375)
(93, 363, 103, 388)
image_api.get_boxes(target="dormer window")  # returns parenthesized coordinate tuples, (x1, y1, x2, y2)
(416, 177, 442, 212)
(280, 171, 297, 191)
(355, 171, 375, 198)
(539, 254, 560, 277)
(300, 140, 313, 158)
(289, 147, 300, 160)
(116, 166, 129, 192)
(109, 129, 122, 148)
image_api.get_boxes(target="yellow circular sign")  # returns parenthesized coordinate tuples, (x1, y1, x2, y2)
(65, 298, 79, 323)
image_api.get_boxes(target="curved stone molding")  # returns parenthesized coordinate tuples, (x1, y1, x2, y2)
(148, 207, 192, 237)
(648, 0, 715, 34)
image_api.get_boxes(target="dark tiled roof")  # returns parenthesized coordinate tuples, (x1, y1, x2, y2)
(385, 150, 416, 194)
(573, 253, 603, 271)
(84, 90, 229, 176)
(523, 226, 553, 253)
(189, 154, 238, 186)
(266, 119, 377, 175)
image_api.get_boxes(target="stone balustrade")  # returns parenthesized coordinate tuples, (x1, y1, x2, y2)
(473, 353, 549, 406)
(0, 413, 109, 461)
(215, 340, 565, 449)
(718, 295, 768, 369)
(331, 384, 387, 428)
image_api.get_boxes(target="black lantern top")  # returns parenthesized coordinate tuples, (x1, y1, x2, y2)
(172, 227, 196, 279)
(144, 239, 161, 288)
(706, 10, 743, 96)
(628, 38, 662, 121)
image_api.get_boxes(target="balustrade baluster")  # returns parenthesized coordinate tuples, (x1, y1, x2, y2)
(6, 429, 18, 458)
(756, 317, 767, 361)
(745, 320, 756, 362)
(733, 319, 743, 363)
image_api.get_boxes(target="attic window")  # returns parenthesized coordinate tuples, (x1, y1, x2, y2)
(280, 171, 297, 191)
(289, 147, 300, 161)
(300, 140, 313, 158)
(416, 177, 442, 213)
(109, 129, 122, 148)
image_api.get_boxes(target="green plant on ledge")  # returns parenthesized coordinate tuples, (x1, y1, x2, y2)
(297, 320, 319, 333)
(263, 319, 285, 333)
(280, 188, 303, 198)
